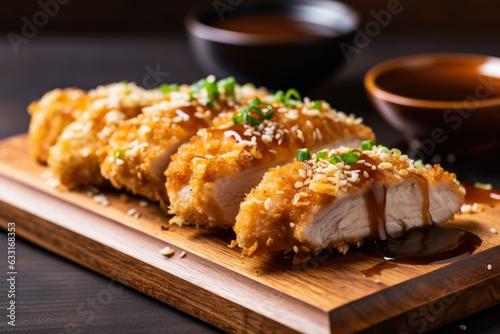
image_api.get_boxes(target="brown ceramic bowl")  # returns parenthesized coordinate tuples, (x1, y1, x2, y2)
(186, 0, 359, 92)
(364, 53, 500, 152)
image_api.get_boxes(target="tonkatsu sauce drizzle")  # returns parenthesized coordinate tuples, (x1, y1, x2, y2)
(356, 155, 480, 267)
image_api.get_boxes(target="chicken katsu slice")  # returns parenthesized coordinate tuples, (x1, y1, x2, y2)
(234, 144, 465, 261)
(28, 88, 91, 163)
(167, 92, 375, 228)
(47, 82, 169, 188)
(99, 79, 268, 203)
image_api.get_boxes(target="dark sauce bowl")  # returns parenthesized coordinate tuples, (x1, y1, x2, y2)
(186, 0, 359, 92)
(365, 53, 500, 153)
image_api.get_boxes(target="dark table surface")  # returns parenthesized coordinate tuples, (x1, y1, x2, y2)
(0, 31, 499, 333)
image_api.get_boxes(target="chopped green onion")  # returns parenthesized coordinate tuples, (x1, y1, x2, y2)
(201, 98, 214, 108)
(360, 140, 375, 151)
(474, 182, 493, 190)
(191, 78, 206, 92)
(315, 150, 328, 162)
(414, 159, 425, 169)
(313, 100, 322, 112)
(377, 145, 391, 154)
(188, 91, 196, 101)
(217, 77, 236, 96)
(297, 149, 311, 162)
(340, 150, 359, 165)
(205, 80, 220, 100)
(232, 98, 274, 125)
(284, 88, 301, 107)
(232, 112, 244, 124)
(159, 83, 179, 93)
(273, 90, 284, 103)
(113, 149, 123, 160)
(329, 153, 341, 164)
(119, 80, 128, 86)
(391, 148, 402, 157)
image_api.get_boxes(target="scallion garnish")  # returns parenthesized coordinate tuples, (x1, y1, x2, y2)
(201, 98, 214, 108)
(205, 80, 220, 100)
(329, 153, 341, 164)
(284, 88, 301, 107)
(340, 150, 359, 165)
(217, 77, 236, 96)
(297, 148, 311, 162)
(377, 146, 391, 154)
(113, 149, 123, 160)
(360, 140, 375, 151)
(315, 150, 328, 161)
(313, 100, 322, 112)
(391, 148, 401, 157)
(232, 97, 274, 125)
(474, 182, 493, 190)
(191, 78, 206, 92)
(159, 83, 179, 93)
(414, 159, 425, 169)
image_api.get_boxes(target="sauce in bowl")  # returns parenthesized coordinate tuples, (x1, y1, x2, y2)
(375, 60, 500, 102)
(211, 13, 340, 41)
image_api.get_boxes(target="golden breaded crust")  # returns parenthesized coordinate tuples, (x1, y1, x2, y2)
(48, 83, 168, 188)
(98, 85, 268, 202)
(98, 100, 216, 202)
(234, 147, 465, 258)
(166, 101, 375, 228)
(28, 88, 90, 163)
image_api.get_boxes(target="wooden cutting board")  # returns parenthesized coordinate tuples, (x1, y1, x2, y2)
(0, 134, 499, 334)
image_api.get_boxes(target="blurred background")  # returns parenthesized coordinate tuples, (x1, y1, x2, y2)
(2, 0, 500, 140)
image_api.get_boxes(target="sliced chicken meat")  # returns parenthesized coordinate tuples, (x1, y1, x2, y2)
(47, 82, 169, 188)
(98, 80, 269, 203)
(234, 145, 465, 262)
(166, 96, 375, 228)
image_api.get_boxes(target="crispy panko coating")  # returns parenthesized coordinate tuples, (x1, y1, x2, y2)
(47, 82, 168, 188)
(28, 88, 91, 163)
(234, 146, 465, 263)
(98, 82, 269, 203)
(166, 100, 375, 228)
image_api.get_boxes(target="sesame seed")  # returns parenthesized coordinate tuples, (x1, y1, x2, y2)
(139, 200, 149, 207)
(290, 222, 295, 228)
(459, 324, 466, 331)
(372, 165, 377, 170)
(490, 228, 498, 234)
(269, 149, 277, 154)
(487, 264, 492, 270)
(299, 169, 307, 179)
(264, 197, 271, 210)
(295, 181, 304, 189)
(266, 238, 274, 246)
(159, 247, 175, 257)
(364, 162, 372, 167)
(276, 191, 284, 194)
(179, 251, 186, 258)
(293, 246, 299, 253)
(373, 279, 382, 284)
(363, 171, 369, 178)
(378, 162, 393, 169)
